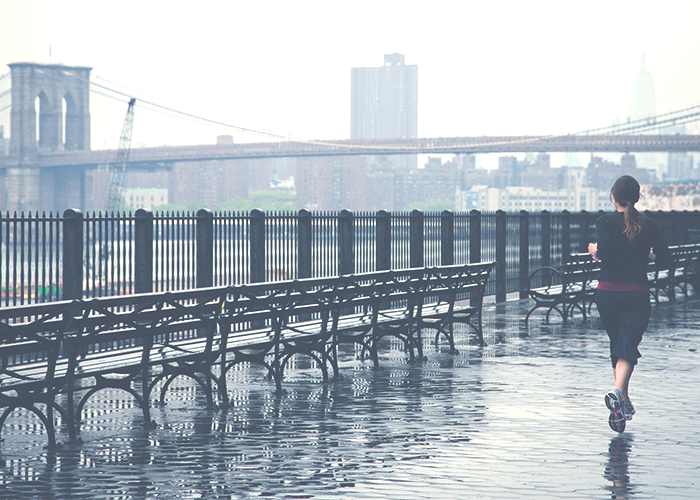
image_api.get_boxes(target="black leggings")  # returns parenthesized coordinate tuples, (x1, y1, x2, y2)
(595, 289, 651, 368)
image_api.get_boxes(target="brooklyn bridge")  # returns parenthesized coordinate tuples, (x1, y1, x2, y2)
(1, 62, 699, 212)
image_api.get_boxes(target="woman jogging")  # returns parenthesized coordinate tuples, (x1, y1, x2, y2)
(588, 175, 672, 433)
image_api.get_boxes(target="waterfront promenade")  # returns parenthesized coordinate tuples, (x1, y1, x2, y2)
(0, 298, 698, 499)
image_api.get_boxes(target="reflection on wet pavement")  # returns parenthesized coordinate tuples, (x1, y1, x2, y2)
(1, 299, 699, 499)
(604, 434, 633, 500)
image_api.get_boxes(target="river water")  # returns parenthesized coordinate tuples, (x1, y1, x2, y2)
(1, 300, 699, 499)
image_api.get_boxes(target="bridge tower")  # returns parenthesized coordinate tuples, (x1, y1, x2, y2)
(9, 62, 91, 157)
(2, 63, 91, 212)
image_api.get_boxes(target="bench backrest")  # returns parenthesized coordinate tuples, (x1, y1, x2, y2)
(1, 262, 495, 372)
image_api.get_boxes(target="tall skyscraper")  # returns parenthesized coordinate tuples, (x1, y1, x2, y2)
(629, 52, 656, 121)
(629, 52, 660, 175)
(351, 54, 418, 169)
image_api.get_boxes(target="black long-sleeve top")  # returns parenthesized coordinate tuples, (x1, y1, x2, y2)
(595, 212, 673, 286)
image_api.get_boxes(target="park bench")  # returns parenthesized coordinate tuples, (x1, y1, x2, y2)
(0, 261, 494, 446)
(647, 243, 700, 302)
(525, 244, 700, 323)
(414, 263, 494, 353)
(524, 256, 598, 324)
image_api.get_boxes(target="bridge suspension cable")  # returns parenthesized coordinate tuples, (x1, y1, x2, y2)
(576, 103, 700, 136)
(0, 74, 10, 123)
(89, 75, 302, 141)
(2, 68, 697, 154)
(87, 73, 700, 153)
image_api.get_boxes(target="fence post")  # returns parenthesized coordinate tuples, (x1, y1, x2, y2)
(562, 210, 570, 263)
(668, 210, 677, 245)
(376, 210, 391, 271)
(671, 211, 677, 244)
(62, 208, 83, 300)
(656, 211, 665, 243)
(441, 210, 454, 266)
(196, 209, 214, 288)
(410, 209, 424, 268)
(594, 210, 604, 247)
(519, 210, 529, 299)
(298, 209, 312, 279)
(580, 210, 590, 253)
(541, 210, 551, 268)
(669, 211, 676, 244)
(338, 209, 354, 275)
(691, 212, 697, 239)
(496, 209, 506, 303)
(249, 209, 265, 283)
(470, 209, 481, 264)
(134, 208, 153, 294)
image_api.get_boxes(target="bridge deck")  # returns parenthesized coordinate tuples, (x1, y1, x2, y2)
(8, 134, 700, 167)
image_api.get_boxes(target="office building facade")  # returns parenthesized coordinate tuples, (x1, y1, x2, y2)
(351, 53, 417, 169)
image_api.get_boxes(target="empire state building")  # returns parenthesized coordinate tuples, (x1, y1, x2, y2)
(629, 52, 656, 122)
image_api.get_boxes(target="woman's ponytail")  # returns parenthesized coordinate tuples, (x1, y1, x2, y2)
(611, 175, 645, 244)
(622, 203, 643, 243)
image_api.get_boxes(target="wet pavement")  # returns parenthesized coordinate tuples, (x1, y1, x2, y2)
(0, 298, 698, 499)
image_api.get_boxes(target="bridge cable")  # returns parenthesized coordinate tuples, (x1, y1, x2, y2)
(90, 81, 295, 140)
(13, 68, 699, 154)
(89, 73, 700, 150)
(90, 78, 300, 140)
(575, 103, 700, 135)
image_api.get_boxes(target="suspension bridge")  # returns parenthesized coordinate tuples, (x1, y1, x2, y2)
(2, 64, 700, 161)
(0, 63, 699, 213)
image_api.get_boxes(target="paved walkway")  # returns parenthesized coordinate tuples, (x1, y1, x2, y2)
(0, 297, 698, 499)
(439, 298, 700, 499)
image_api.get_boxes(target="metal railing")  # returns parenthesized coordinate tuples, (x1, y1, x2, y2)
(2, 208, 699, 305)
(0, 211, 62, 306)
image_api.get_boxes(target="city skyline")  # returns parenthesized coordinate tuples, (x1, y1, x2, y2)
(1, 0, 699, 154)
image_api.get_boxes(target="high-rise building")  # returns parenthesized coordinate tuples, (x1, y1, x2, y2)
(667, 152, 696, 181)
(629, 52, 656, 121)
(629, 52, 660, 174)
(167, 160, 248, 208)
(351, 53, 418, 169)
(296, 156, 369, 211)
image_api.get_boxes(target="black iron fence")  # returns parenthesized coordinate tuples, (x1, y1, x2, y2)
(2, 208, 699, 306)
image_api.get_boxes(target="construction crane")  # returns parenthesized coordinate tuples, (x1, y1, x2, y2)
(106, 98, 136, 212)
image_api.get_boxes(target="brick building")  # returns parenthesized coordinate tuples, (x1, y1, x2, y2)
(168, 159, 248, 208)
(296, 155, 369, 211)
(585, 154, 652, 191)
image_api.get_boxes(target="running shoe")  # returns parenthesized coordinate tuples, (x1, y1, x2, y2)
(605, 388, 626, 433)
(623, 400, 635, 420)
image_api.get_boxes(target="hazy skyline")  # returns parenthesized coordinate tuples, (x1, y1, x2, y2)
(1, 0, 699, 153)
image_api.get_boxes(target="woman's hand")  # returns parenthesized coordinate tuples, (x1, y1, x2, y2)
(588, 242, 597, 257)
(649, 249, 656, 261)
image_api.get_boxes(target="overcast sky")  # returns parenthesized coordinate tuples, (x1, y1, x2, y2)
(1, 0, 699, 154)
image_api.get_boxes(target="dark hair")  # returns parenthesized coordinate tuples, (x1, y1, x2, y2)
(610, 175, 644, 243)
